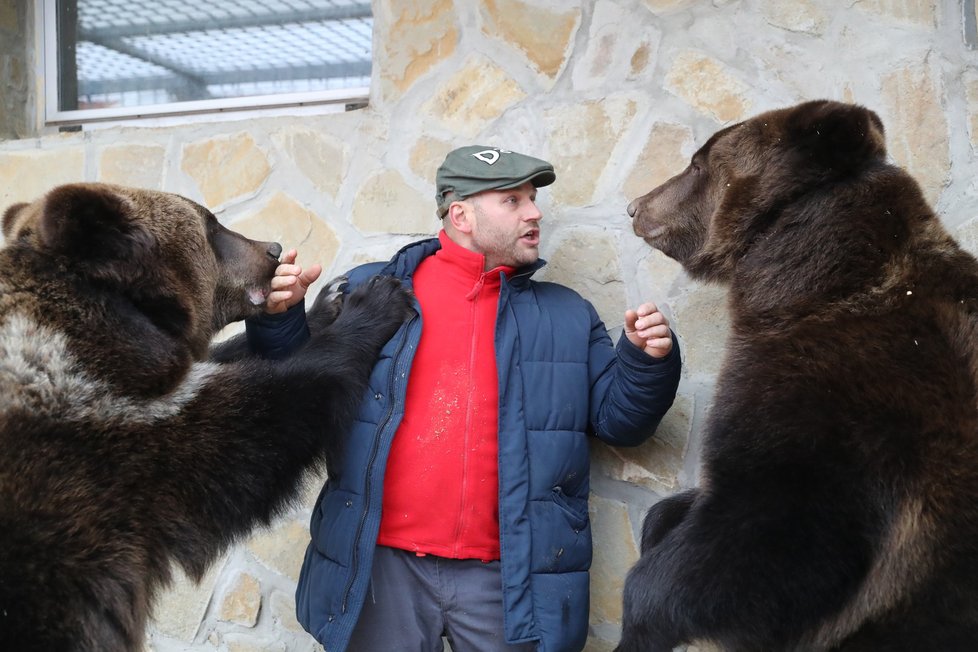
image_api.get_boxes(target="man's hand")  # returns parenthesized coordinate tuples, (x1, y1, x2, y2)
(265, 248, 323, 314)
(624, 302, 673, 359)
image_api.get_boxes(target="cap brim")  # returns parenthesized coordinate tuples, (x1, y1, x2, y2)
(495, 169, 556, 190)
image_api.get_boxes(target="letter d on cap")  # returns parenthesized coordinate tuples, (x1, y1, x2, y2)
(472, 149, 500, 165)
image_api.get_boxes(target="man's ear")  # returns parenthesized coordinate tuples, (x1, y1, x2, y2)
(448, 200, 474, 234)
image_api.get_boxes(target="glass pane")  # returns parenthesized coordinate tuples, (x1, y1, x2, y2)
(57, 0, 372, 112)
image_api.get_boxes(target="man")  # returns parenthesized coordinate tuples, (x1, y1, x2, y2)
(248, 146, 682, 652)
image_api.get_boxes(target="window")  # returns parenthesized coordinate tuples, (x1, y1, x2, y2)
(44, 0, 372, 127)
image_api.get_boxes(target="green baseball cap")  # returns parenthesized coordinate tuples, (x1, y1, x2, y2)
(435, 145, 556, 217)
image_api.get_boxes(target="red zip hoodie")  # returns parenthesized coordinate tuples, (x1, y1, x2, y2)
(376, 230, 512, 560)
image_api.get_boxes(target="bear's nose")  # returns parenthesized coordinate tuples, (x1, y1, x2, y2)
(267, 242, 283, 260)
(626, 201, 637, 217)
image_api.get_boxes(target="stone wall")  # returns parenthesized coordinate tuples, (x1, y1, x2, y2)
(0, 0, 36, 140)
(1, 1, 977, 651)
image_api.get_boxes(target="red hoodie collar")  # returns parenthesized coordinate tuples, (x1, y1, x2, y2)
(436, 230, 515, 282)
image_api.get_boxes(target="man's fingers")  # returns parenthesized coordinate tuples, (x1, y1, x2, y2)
(275, 262, 302, 277)
(635, 302, 659, 317)
(270, 274, 299, 291)
(280, 248, 298, 265)
(626, 304, 668, 329)
(623, 309, 639, 332)
(300, 263, 323, 286)
(267, 289, 296, 305)
(645, 336, 673, 357)
(634, 312, 667, 332)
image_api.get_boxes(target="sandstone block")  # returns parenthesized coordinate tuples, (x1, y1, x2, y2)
(479, 0, 580, 82)
(352, 168, 440, 235)
(641, 0, 698, 12)
(99, 144, 166, 189)
(624, 122, 693, 203)
(853, 0, 938, 27)
(588, 495, 640, 624)
(270, 589, 304, 633)
(225, 634, 287, 652)
(422, 54, 526, 137)
(965, 74, 978, 150)
(591, 392, 693, 494)
(571, 1, 661, 91)
(218, 572, 262, 627)
(759, 0, 827, 35)
(409, 135, 454, 186)
(375, 0, 457, 100)
(246, 520, 309, 582)
(545, 97, 637, 206)
(665, 50, 751, 123)
(541, 229, 625, 329)
(0, 149, 84, 214)
(148, 562, 223, 641)
(273, 129, 348, 199)
(671, 283, 730, 378)
(881, 62, 950, 205)
(181, 133, 270, 208)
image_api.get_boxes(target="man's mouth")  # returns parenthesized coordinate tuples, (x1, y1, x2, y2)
(521, 229, 540, 246)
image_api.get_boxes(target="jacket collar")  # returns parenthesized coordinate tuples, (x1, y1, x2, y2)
(379, 237, 441, 279)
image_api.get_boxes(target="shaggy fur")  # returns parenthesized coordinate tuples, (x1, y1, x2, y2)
(0, 183, 413, 652)
(619, 100, 978, 651)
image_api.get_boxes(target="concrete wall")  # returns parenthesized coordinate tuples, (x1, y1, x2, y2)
(1, 1, 977, 650)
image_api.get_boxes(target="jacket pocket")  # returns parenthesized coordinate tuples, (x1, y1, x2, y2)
(313, 488, 361, 566)
(550, 485, 588, 531)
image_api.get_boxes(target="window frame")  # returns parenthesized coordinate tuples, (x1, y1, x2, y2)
(41, 0, 371, 128)
(967, 0, 978, 49)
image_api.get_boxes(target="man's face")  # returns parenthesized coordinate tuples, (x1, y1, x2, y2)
(466, 182, 543, 270)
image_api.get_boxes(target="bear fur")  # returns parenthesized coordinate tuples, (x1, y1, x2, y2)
(620, 100, 978, 651)
(0, 183, 413, 652)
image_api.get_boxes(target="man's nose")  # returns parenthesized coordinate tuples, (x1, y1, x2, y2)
(523, 201, 543, 221)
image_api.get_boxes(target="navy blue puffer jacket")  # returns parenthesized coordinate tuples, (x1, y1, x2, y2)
(247, 237, 681, 652)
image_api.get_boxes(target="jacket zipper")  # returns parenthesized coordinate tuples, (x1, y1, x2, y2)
(451, 272, 486, 554)
(340, 322, 412, 614)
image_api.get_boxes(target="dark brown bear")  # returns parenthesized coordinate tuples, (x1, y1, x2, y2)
(620, 100, 978, 651)
(0, 183, 412, 652)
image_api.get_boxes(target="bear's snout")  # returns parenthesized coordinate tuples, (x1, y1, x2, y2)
(266, 241, 283, 261)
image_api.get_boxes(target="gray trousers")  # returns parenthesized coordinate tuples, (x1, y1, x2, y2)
(347, 545, 538, 652)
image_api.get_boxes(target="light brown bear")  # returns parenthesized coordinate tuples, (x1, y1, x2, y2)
(0, 183, 413, 652)
(619, 100, 978, 651)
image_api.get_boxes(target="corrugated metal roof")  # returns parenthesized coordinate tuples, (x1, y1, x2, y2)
(68, 0, 372, 107)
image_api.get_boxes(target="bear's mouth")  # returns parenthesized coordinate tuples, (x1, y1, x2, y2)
(642, 224, 668, 240)
(247, 287, 268, 306)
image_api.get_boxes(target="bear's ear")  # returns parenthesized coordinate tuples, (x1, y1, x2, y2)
(2, 202, 29, 239)
(782, 100, 886, 171)
(37, 184, 155, 261)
